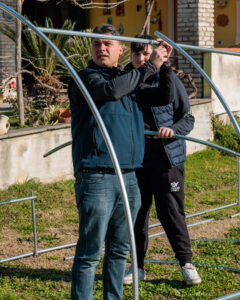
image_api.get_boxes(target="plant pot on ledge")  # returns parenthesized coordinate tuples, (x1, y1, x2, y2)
(0, 114, 10, 134)
(56, 107, 71, 123)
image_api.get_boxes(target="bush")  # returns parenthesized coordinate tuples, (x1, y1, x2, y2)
(212, 115, 240, 154)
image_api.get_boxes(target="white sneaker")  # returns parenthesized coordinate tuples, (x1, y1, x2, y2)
(181, 263, 202, 285)
(123, 266, 146, 285)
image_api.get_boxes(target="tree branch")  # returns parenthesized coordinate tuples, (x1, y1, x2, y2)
(35, 0, 129, 9)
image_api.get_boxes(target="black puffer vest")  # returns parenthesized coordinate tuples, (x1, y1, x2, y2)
(151, 104, 186, 167)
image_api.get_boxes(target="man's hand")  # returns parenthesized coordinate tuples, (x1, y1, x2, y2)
(149, 39, 173, 69)
(153, 127, 174, 139)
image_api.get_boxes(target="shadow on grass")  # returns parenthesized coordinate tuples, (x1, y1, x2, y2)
(0, 265, 103, 283)
(0, 265, 72, 282)
(144, 278, 189, 289)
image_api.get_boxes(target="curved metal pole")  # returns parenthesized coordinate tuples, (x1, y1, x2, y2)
(43, 140, 72, 157)
(145, 131, 240, 157)
(37, 27, 240, 57)
(145, 259, 240, 273)
(43, 132, 240, 158)
(177, 43, 240, 56)
(213, 291, 240, 300)
(154, 31, 240, 140)
(0, 3, 139, 298)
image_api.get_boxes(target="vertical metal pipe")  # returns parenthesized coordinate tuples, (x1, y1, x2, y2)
(154, 31, 240, 140)
(31, 191, 38, 255)
(0, 4, 139, 298)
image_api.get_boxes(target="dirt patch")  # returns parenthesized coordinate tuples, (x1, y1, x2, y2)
(0, 216, 239, 270)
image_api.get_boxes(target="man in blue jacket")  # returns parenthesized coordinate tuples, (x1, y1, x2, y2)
(123, 34, 201, 286)
(68, 25, 173, 300)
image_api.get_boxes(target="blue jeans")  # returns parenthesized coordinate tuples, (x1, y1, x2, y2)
(71, 169, 141, 300)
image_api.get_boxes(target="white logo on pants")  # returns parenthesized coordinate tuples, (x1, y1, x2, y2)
(170, 182, 180, 192)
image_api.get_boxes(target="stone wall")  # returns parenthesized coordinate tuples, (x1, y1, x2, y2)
(177, 0, 214, 98)
(0, 1, 17, 83)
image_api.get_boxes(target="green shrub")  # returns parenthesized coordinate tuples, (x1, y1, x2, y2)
(212, 115, 240, 154)
(0, 17, 75, 77)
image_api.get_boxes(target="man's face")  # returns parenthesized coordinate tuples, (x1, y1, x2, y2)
(92, 33, 123, 68)
(131, 45, 153, 69)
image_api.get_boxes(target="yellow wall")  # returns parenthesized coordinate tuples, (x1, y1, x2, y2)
(89, 0, 168, 38)
(214, 1, 236, 47)
(89, 1, 238, 48)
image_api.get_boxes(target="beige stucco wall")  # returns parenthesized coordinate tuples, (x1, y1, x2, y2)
(0, 124, 73, 190)
(187, 99, 214, 155)
(0, 100, 215, 190)
(208, 53, 240, 116)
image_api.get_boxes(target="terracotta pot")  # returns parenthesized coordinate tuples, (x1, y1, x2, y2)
(57, 107, 71, 123)
(0, 114, 10, 135)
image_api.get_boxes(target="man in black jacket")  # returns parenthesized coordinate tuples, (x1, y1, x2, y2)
(69, 25, 173, 300)
(123, 34, 202, 286)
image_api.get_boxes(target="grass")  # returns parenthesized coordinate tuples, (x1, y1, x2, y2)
(0, 148, 239, 299)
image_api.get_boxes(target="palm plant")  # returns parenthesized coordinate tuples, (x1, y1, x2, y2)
(58, 32, 131, 77)
(0, 17, 75, 77)
(58, 31, 92, 75)
(119, 45, 131, 66)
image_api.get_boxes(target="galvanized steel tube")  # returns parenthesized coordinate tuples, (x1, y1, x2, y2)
(144, 259, 240, 273)
(43, 132, 240, 158)
(213, 291, 240, 300)
(0, 242, 77, 264)
(0, 3, 139, 298)
(192, 238, 240, 242)
(0, 195, 37, 205)
(149, 202, 238, 229)
(31, 191, 38, 255)
(145, 132, 240, 157)
(154, 31, 240, 140)
(231, 212, 240, 218)
(37, 27, 240, 57)
(149, 218, 214, 238)
(43, 140, 72, 157)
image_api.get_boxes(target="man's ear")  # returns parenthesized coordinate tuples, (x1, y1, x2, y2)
(119, 45, 124, 56)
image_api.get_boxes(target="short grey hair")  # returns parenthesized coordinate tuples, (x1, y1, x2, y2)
(93, 24, 120, 36)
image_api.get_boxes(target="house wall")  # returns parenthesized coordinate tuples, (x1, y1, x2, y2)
(89, 0, 169, 38)
(208, 52, 240, 116)
(0, 0, 17, 83)
(214, 0, 236, 47)
(177, 0, 214, 98)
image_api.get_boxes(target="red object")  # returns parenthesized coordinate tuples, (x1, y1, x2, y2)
(9, 81, 17, 89)
(216, 14, 229, 27)
(57, 108, 71, 123)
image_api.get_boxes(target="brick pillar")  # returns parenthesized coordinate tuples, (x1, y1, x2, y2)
(177, 0, 214, 98)
(0, 0, 17, 84)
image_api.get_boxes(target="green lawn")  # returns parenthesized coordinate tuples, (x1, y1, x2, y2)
(0, 148, 239, 299)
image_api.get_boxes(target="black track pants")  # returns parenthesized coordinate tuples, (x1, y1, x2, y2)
(135, 164, 192, 268)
